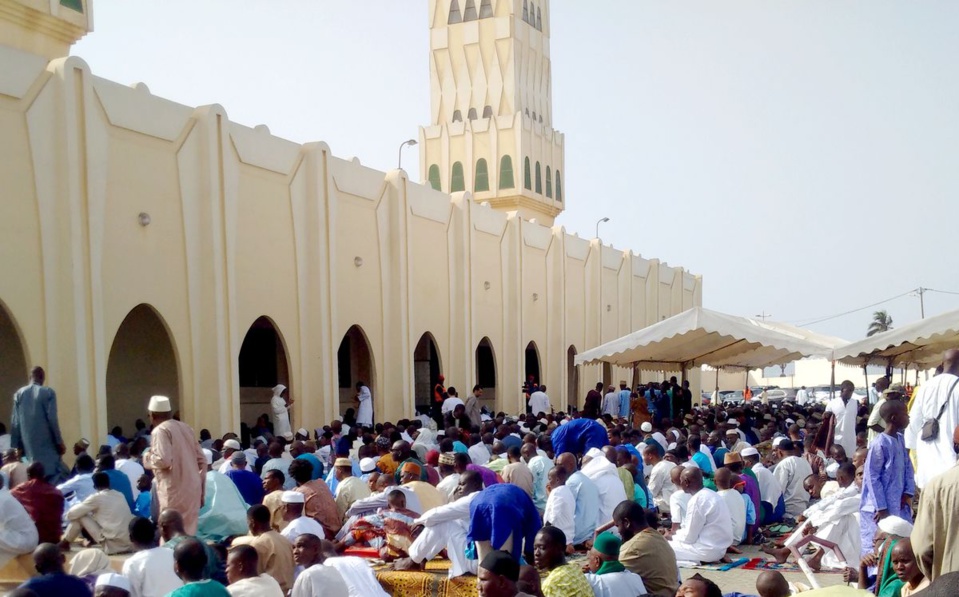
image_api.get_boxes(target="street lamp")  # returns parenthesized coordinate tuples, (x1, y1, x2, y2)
(595, 217, 610, 240)
(397, 139, 417, 170)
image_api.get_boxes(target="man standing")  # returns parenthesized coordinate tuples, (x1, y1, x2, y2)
(617, 382, 631, 420)
(142, 395, 207, 536)
(906, 350, 959, 489)
(528, 386, 551, 417)
(826, 380, 859, 459)
(10, 366, 67, 483)
(354, 381, 373, 430)
(666, 467, 733, 564)
(913, 424, 959, 582)
(601, 386, 618, 418)
(584, 383, 604, 419)
(464, 386, 483, 429)
(432, 375, 447, 429)
(796, 385, 810, 407)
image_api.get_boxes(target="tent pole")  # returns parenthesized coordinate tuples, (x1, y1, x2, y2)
(863, 364, 870, 406)
(715, 367, 720, 392)
(830, 360, 836, 399)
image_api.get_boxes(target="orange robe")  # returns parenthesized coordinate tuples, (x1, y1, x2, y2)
(143, 419, 207, 536)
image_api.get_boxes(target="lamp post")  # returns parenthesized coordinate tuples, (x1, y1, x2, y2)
(397, 139, 417, 170)
(595, 216, 610, 241)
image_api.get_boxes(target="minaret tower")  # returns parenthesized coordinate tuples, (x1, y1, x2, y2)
(419, 0, 565, 225)
(0, 0, 91, 59)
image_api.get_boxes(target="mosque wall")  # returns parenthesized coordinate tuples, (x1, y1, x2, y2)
(0, 46, 701, 445)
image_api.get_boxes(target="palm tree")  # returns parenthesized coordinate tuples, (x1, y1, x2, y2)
(867, 310, 893, 337)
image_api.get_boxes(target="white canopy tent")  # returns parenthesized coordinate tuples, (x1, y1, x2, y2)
(833, 307, 959, 369)
(574, 307, 846, 391)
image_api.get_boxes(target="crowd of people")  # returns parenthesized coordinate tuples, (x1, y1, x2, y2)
(3, 351, 959, 597)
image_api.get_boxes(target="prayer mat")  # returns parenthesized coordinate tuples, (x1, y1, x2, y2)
(741, 557, 843, 574)
(374, 558, 478, 597)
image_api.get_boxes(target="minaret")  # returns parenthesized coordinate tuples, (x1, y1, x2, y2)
(0, 0, 91, 59)
(419, 0, 565, 225)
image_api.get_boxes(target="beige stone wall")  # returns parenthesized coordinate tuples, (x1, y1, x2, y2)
(0, 41, 701, 445)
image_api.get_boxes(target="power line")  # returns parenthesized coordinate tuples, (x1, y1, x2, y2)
(791, 289, 916, 327)
(926, 288, 959, 296)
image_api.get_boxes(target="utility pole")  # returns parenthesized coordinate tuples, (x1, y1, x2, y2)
(756, 311, 772, 322)
(917, 287, 926, 319)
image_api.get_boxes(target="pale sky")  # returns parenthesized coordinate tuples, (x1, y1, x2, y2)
(73, 1, 959, 342)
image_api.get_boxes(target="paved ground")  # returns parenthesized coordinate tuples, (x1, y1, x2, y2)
(2, 544, 851, 595)
(680, 545, 850, 594)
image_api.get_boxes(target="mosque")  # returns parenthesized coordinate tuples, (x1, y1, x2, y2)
(0, 0, 702, 443)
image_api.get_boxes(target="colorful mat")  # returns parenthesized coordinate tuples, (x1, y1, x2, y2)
(742, 557, 843, 574)
(374, 559, 478, 597)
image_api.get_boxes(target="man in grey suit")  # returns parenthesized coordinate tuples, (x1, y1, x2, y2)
(11, 366, 67, 483)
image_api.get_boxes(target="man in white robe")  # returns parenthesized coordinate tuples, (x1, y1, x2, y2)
(542, 467, 575, 549)
(826, 380, 859, 460)
(403, 470, 483, 577)
(0, 475, 39, 569)
(354, 382, 373, 429)
(322, 551, 388, 597)
(581, 448, 627, 525)
(271, 384, 293, 440)
(667, 467, 733, 564)
(905, 353, 959, 488)
(643, 442, 676, 514)
(772, 440, 812, 518)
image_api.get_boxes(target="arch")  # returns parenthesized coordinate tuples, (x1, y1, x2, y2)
(555, 170, 563, 201)
(467, 107, 477, 120)
(463, 0, 477, 21)
(106, 304, 180, 434)
(499, 155, 515, 189)
(474, 158, 490, 192)
(337, 325, 376, 422)
(536, 6, 542, 30)
(482, 105, 493, 118)
(428, 164, 441, 191)
(0, 300, 29, 429)
(452, 110, 462, 122)
(535, 161, 542, 194)
(545, 166, 552, 197)
(448, 0, 462, 24)
(413, 333, 443, 410)
(567, 345, 579, 410)
(525, 341, 541, 387)
(523, 0, 529, 22)
(475, 337, 497, 408)
(238, 315, 291, 428)
(450, 161, 465, 192)
(479, 0, 493, 19)
(523, 157, 532, 190)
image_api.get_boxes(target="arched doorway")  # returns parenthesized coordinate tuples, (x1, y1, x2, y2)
(238, 316, 290, 431)
(525, 342, 541, 386)
(0, 301, 28, 431)
(475, 337, 496, 411)
(106, 304, 179, 436)
(413, 333, 442, 412)
(567, 345, 578, 411)
(337, 325, 375, 422)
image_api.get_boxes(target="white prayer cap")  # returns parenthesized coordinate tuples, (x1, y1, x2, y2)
(202, 448, 213, 465)
(878, 516, 913, 538)
(223, 439, 241, 451)
(95, 573, 131, 591)
(785, 418, 796, 425)
(281, 490, 305, 504)
(359, 457, 377, 473)
(670, 429, 681, 440)
(281, 432, 294, 441)
(641, 422, 653, 433)
(667, 442, 677, 451)
(559, 418, 569, 425)
(772, 437, 787, 448)
(741, 447, 760, 458)
(296, 428, 309, 437)
(147, 395, 172, 413)
(826, 462, 840, 479)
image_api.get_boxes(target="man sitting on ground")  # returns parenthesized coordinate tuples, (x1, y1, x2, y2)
(583, 531, 646, 597)
(122, 516, 183, 597)
(666, 467, 733, 564)
(11, 462, 65, 545)
(289, 534, 350, 597)
(477, 550, 536, 597)
(280, 491, 326, 543)
(61, 472, 134, 554)
(224, 544, 283, 597)
(168, 538, 230, 596)
(611, 500, 677, 597)
(230, 505, 294, 593)
(533, 526, 592, 597)
(17, 543, 92, 597)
